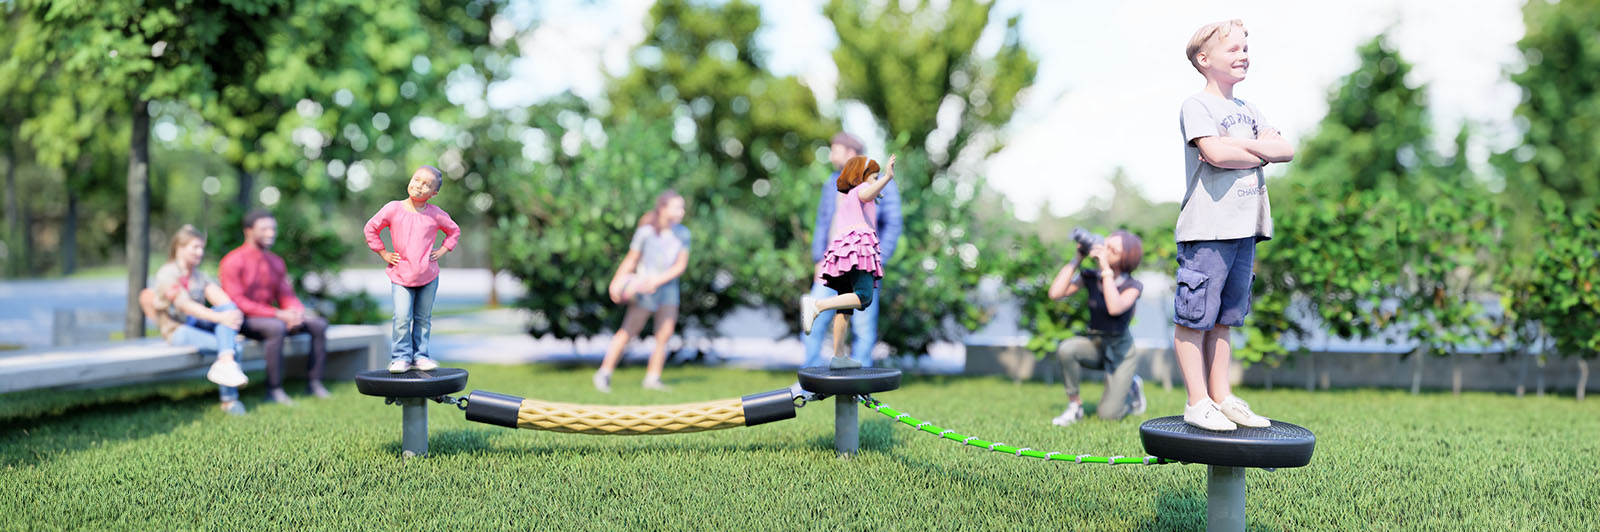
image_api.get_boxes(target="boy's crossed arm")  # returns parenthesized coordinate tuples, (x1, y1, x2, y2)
(1198, 129, 1295, 169)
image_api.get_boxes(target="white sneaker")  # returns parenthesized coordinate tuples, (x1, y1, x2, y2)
(800, 296, 819, 336)
(641, 377, 670, 391)
(592, 372, 612, 393)
(1129, 375, 1147, 416)
(1183, 399, 1237, 431)
(828, 355, 863, 369)
(1219, 396, 1271, 428)
(412, 356, 439, 371)
(1051, 403, 1085, 427)
(206, 357, 249, 388)
(387, 359, 411, 374)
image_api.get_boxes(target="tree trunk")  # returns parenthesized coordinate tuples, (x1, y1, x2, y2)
(1451, 353, 1462, 396)
(1410, 349, 1424, 395)
(124, 100, 151, 339)
(487, 264, 501, 308)
(4, 144, 27, 277)
(63, 190, 78, 275)
(236, 167, 255, 211)
(1578, 358, 1590, 402)
(1516, 349, 1528, 398)
(1305, 353, 1316, 392)
(1536, 355, 1546, 397)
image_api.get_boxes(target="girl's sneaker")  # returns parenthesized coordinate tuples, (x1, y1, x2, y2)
(1183, 399, 1237, 431)
(592, 371, 612, 393)
(412, 356, 439, 371)
(1129, 375, 1147, 416)
(1219, 396, 1271, 428)
(799, 296, 819, 336)
(206, 358, 249, 388)
(1051, 402, 1085, 427)
(387, 359, 412, 373)
(642, 377, 670, 391)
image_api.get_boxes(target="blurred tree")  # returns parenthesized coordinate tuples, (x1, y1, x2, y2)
(1504, 0, 1600, 214)
(1518, 194, 1599, 401)
(826, 0, 1037, 170)
(1243, 35, 1432, 372)
(607, 0, 836, 188)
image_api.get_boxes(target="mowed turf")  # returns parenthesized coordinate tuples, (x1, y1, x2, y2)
(2, 363, 1596, 531)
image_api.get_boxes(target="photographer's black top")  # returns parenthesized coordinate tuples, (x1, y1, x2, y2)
(1079, 268, 1142, 334)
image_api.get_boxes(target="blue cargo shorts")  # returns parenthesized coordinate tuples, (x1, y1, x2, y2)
(1173, 237, 1256, 330)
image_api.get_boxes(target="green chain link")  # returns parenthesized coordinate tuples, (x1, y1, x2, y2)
(859, 396, 1178, 466)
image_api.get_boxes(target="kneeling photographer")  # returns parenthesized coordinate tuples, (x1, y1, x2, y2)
(1045, 228, 1147, 426)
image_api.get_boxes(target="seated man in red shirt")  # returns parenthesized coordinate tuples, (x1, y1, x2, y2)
(219, 210, 330, 405)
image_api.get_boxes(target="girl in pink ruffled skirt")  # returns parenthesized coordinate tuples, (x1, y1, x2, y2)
(800, 154, 896, 368)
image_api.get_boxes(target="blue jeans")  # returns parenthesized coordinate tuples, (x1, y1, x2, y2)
(801, 282, 879, 368)
(170, 303, 242, 402)
(391, 278, 439, 362)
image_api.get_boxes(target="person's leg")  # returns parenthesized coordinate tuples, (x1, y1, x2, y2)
(827, 312, 858, 368)
(643, 305, 678, 388)
(1055, 337, 1100, 403)
(848, 279, 878, 367)
(1173, 240, 1234, 406)
(801, 282, 839, 367)
(411, 278, 440, 367)
(172, 324, 238, 408)
(241, 317, 290, 392)
(598, 305, 653, 375)
(1210, 239, 1256, 402)
(1097, 334, 1139, 420)
(390, 283, 416, 367)
(297, 315, 329, 384)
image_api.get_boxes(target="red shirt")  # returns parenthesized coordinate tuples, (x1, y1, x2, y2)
(219, 243, 305, 318)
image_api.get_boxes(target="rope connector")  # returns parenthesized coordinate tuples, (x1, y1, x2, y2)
(1107, 455, 1124, 465)
(1015, 447, 1032, 457)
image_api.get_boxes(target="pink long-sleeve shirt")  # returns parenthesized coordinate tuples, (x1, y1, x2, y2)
(364, 200, 461, 287)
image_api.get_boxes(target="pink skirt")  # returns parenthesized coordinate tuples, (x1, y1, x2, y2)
(820, 229, 884, 282)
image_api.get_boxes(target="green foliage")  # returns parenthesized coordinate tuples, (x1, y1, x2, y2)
(4, 366, 1599, 531)
(495, 118, 813, 338)
(826, 0, 1037, 169)
(1506, 0, 1600, 213)
(1513, 195, 1600, 360)
(1242, 35, 1437, 366)
(607, 0, 836, 185)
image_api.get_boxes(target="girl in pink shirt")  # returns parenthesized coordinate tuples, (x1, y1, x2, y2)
(799, 154, 896, 369)
(364, 165, 461, 373)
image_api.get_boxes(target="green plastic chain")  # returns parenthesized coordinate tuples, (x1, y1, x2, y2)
(859, 396, 1178, 466)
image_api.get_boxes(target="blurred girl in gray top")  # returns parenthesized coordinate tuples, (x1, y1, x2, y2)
(593, 191, 691, 393)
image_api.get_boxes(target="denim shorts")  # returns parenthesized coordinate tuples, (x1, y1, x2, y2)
(634, 280, 681, 311)
(1173, 237, 1256, 330)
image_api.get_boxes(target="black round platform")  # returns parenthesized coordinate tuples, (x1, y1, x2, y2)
(354, 368, 469, 398)
(1139, 416, 1315, 468)
(797, 366, 901, 395)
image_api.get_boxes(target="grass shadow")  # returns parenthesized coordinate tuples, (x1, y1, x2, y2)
(0, 386, 211, 468)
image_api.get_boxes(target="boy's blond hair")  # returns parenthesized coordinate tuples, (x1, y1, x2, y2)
(1186, 19, 1248, 74)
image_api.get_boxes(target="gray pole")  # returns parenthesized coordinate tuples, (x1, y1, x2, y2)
(402, 398, 429, 458)
(1206, 465, 1246, 532)
(834, 394, 858, 457)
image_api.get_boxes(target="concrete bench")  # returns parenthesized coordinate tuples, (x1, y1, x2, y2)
(0, 324, 386, 394)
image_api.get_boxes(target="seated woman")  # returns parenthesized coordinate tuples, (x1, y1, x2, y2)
(151, 225, 251, 415)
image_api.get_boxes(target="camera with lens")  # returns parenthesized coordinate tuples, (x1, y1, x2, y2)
(1070, 227, 1103, 255)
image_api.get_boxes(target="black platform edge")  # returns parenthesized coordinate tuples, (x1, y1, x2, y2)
(740, 388, 797, 426)
(354, 368, 469, 398)
(464, 390, 524, 428)
(796, 366, 902, 395)
(1139, 416, 1315, 469)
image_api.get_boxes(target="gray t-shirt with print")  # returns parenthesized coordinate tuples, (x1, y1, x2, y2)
(630, 224, 692, 281)
(1176, 92, 1274, 243)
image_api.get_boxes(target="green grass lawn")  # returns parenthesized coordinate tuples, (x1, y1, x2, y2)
(2, 364, 1596, 531)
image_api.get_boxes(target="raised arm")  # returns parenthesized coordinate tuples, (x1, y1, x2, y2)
(855, 154, 897, 203)
(1099, 279, 1142, 317)
(1047, 256, 1085, 300)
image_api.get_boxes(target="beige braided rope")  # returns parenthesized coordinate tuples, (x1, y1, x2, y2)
(516, 397, 748, 435)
